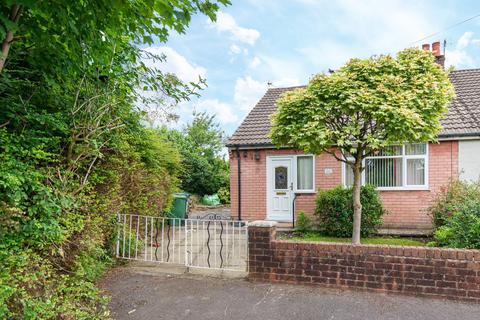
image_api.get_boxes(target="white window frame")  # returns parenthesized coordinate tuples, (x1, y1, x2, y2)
(342, 144, 429, 191)
(267, 155, 316, 193)
(293, 154, 316, 193)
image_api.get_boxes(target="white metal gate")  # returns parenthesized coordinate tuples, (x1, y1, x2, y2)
(116, 214, 248, 271)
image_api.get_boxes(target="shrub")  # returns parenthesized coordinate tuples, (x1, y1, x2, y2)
(295, 211, 312, 232)
(217, 186, 230, 204)
(314, 185, 385, 237)
(429, 180, 480, 228)
(430, 181, 480, 249)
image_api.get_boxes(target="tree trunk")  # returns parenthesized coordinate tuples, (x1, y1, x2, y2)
(0, 5, 22, 73)
(351, 161, 362, 245)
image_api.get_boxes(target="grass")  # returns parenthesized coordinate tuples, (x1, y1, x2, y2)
(281, 232, 427, 247)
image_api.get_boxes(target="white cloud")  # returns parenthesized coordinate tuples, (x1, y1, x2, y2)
(179, 76, 296, 126)
(457, 32, 474, 50)
(229, 44, 241, 55)
(195, 99, 239, 125)
(297, 42, 352, 71)
(249, 56, 262, 68)
(143, 46, 206, 83)
(173, 98, 239, 127)
(286, 0, 439, 65)
(233, 76, 301, 112)
(271, 78, 301, 87)
(322, 0, 436, 53)
(446, 31, 479, 68)
(229, 44, 249, 56)
(209, 12, 260, 45)
(259, 55, 306, 82)
(234, 76, 267, 111)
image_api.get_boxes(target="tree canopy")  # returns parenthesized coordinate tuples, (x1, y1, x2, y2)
(271, 48, 454, 244)
(165, 111, 229, 196)
(0, 1, 229, 318)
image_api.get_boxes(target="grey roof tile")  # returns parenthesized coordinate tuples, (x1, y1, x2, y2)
(226, 69, 480, 146)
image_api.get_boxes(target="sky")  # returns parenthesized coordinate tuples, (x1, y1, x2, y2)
(145, 0, 480, 136)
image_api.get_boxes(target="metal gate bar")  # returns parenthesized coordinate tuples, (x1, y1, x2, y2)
(116, 213, 248, 271)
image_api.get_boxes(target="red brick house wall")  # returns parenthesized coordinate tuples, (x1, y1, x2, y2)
(229, 141, 458, 230)
(380, 141, 458, 229)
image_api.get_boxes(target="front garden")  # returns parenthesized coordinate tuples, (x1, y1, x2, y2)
(281, 233, 427, 247)
(288, 181, 480, 249)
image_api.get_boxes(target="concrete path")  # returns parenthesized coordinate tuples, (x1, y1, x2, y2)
(100, 267, 480, 320)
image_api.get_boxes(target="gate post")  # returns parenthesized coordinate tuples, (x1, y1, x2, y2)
(247, 221, 277, 281)
(184, 219, 189, 269)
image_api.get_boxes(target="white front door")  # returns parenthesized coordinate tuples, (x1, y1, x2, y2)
(267, 157, 293, 221)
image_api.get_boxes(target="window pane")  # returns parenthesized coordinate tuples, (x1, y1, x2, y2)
(275, 166, 288, 189)
(405, 143, 427, 155)
(407, 159, 425, 185)
(297, 156, 313, 190)
(371, 145, 403, 157)
(365, 158, 403, 187)
(345, 164, 354, 187)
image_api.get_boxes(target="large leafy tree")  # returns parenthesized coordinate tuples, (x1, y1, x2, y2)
(165, 111, 228, 196)
(271, 48, 454, 244)
(1, 0, 229, 73)
(0, 1, 230, 317)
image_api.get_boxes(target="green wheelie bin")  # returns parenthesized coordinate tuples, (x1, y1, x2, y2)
(168, 193, 190, 224)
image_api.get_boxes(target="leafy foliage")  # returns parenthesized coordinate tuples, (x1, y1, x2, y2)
(271, 48, 454, 243)
(0, 1, 228, 318)
(271, 49, 455, 156)
(314, 185, 385, 237)
(165, 111, 230, 196)
(295, 211, 312, 233)
(430, 181, 480, 249)
(429, 180, 480, 229)
(217, 186, 230, 204)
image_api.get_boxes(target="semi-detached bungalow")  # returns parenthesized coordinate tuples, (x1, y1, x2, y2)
(226, 43, 480, 235)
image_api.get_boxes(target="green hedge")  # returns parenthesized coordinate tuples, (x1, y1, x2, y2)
(430, 180, 480, 249)
(314, 185, 385, 237)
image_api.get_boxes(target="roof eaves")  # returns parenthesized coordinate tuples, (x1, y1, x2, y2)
(225, 142, 276, 149)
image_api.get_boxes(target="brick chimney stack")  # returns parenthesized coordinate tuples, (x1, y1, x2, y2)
(421, 41, 445, 68)
(432, 41, 441, 56)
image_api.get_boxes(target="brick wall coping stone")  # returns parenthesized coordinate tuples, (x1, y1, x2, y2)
(270, 239, 480, 261)
(248, 221, 278, 228)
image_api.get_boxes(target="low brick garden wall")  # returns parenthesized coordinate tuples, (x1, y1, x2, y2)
(248, 222, 480, 302)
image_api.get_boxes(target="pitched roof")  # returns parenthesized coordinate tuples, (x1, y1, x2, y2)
(226, 69, 480, 147)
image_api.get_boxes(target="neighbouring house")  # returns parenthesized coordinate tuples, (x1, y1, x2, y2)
(226, 42, 480, 234)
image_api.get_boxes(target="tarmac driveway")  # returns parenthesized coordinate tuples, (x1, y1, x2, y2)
(100, 267, 480, 320)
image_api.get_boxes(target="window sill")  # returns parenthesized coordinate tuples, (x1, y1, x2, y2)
(294, 190, 316, 194)
(376, 187, 430, 192)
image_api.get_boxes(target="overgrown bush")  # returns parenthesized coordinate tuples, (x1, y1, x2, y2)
(430, 180, 480, 249)
(0, 125, 181, 318)
(429, 180, 480, 228)
(314, 185, 385, 237)
(0, 1, 227, 317)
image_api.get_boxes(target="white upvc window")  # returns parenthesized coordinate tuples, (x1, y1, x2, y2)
(294, 155, 315, 193)
(343, 143, 428, 191)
